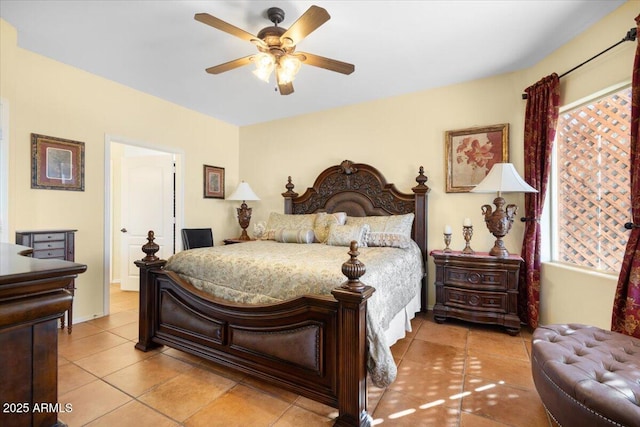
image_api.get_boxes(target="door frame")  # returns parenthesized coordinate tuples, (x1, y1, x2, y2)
(104, 134, 184, 315)
(0, 99, 9, 243)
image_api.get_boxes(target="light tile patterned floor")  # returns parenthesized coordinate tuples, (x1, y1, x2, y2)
(55, 285, 553, 426)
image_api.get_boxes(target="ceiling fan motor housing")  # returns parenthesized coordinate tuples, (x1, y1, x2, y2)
(266, 7, 285, 25)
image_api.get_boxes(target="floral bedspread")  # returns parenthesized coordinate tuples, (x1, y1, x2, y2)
(164, 240, 424, 387)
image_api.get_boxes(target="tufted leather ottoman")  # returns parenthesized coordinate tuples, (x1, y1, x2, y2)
(531, 324, 640, 427)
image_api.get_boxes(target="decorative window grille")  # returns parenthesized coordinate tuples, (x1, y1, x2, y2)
(555, 86, 631, 273)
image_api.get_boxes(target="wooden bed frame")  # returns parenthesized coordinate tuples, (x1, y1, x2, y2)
(135, 160, 429, 426)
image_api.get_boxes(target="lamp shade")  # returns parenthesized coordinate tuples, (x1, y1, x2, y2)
(470, 163, 538, 194)
(227, 181, 260, 201)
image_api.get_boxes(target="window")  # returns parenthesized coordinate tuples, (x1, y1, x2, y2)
(553, 86, 631, 273)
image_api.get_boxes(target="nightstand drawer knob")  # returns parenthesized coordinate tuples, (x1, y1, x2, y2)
(467, 272, 481, 284)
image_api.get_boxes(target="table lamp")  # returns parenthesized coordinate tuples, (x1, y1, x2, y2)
(471, 163, 537, 257)
(227, 181, 260, 240)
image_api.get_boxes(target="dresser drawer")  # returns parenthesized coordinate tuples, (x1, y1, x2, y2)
(443, 287, 506, 313)
(32, 248, 66, 259)
(32, 232, 66, 242)
(33, 240, 66, 251)
(444, 266, 508, 291)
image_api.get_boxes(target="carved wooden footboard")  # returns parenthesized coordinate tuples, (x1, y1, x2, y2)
(136, 237, 374, 426)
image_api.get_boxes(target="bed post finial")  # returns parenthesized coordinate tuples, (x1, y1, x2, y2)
(341, 241, 367, 292)
(282, 176, 298, 198)
(414, 166, 429, 190)
(140, 230, 160, 262)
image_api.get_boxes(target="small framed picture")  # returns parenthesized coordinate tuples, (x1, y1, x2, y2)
(203, 164, 225, 199)
(31, 133, 85, 191)
(445, 123, 509, 193)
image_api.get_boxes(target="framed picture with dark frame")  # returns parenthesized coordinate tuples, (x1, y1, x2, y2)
(445, 123, 509, 193)
(203, 164, 225, 199)
(31, 133, 85, 191)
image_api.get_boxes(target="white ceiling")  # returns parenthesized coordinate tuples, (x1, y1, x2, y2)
(0, 1, 627, 126)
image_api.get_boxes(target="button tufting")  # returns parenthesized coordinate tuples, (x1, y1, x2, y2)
(532, 324, 640, 426)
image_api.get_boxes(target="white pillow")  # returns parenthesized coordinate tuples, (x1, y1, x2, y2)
(346, 213, 414, 237)
(326, 223, 370, 247)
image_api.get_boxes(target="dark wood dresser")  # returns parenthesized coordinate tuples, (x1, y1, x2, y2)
(431, 250, 522, 335)
(0, 243, 86, 427)
(15, 229, 76, 333)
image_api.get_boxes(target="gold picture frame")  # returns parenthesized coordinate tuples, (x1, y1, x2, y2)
(31, 133, 85, 191)
(445, 123, 509, 193)
(203, 164, 225, 199)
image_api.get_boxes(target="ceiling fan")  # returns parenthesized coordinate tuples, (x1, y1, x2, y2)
(195, 5, 355, 95)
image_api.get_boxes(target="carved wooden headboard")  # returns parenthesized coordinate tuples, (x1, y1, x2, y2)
(281, 159, 430, 267)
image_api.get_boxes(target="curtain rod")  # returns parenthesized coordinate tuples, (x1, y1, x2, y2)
(522, 27, 637, 100)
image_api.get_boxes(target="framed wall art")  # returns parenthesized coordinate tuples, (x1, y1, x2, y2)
(445, 123, 509, 193)
(31, 133, 85, 191)
(203, 164, 225, 199)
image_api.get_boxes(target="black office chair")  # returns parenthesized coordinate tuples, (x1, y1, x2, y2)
(181, 228, 214, 250)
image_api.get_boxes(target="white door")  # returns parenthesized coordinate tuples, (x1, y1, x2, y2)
(120, 154, 174, 291)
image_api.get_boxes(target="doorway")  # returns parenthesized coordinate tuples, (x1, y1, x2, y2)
(104, 135, 183, 315)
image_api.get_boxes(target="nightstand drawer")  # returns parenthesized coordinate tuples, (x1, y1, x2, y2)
(32, 232, 66, 242)
(444, 287, 507, 312)
(444, 266, 508, 291)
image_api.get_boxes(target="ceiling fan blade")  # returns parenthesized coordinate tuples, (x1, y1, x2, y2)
(195, 13, 260, 43)
(281, 5, 330, 46)
(205, 55, 254, 74)
(297, 52, 355, 75)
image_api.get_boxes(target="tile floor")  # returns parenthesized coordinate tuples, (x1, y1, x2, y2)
(55, 285, 554, 426)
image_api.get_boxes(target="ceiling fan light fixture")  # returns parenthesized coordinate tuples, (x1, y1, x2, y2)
(252, 52, 275, 82)
(276, 55, 302, 84)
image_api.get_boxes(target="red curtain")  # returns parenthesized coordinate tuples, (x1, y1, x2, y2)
(611, 15, 640, 338)
(519, 73, 560, 328)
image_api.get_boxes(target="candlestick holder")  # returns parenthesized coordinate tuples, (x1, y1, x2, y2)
(462, 225, 474, 254)
(443, 233, 452, 253)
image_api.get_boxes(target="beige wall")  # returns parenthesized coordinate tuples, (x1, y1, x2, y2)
(239, 73, 526, 310)
(239, 1, 637, 325)
(1, 19, 240, 322)
(1, 0, 636, 328)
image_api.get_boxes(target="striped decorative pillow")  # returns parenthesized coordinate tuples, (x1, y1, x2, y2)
(274, 228, 315, 244)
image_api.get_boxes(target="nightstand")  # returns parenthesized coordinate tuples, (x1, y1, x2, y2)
(431, 250, 522, 335)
